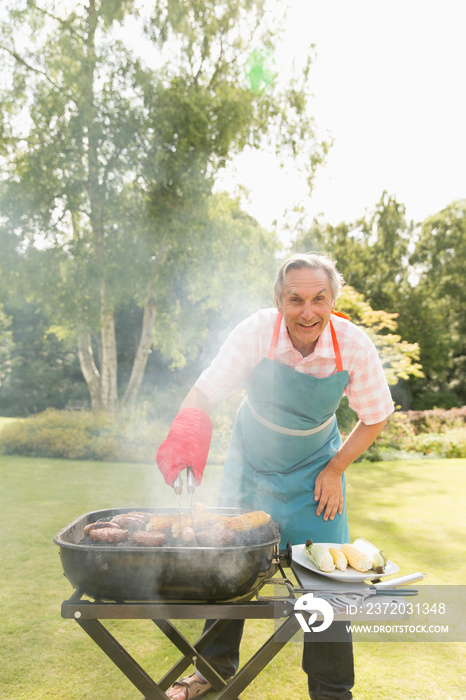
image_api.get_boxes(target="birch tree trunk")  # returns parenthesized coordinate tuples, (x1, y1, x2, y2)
(122, 287, 157, 408)
(79, 1, 119, 413)
(77, 327, 103, 411)
(99, 282, 119, 412)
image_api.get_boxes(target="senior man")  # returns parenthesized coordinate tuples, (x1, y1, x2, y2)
(157, 252, 394, 700)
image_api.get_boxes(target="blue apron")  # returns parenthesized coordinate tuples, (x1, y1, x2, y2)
(218, 312, 350, 546)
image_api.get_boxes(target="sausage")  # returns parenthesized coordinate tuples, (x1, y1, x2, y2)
(125, 511, 153, 524)
(84, 521, 120, 535)
(89, 527, 130, 543)
(131, 530, 167, 547)
(111, 514, 147, 530)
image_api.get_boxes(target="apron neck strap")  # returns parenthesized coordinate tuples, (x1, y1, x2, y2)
(331, 309, 350, 320)
(329, 319, 343, 373)
(268, 312, 344, 372)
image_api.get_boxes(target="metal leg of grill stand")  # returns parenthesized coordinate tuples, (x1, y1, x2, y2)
(153, 619, 230, 693)
(75, 617, 168, 700)
(215, 614, 301, 700)
(153, 615, 301, 700)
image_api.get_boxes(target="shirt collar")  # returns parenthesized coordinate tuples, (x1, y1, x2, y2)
(275, 316, 335, 360)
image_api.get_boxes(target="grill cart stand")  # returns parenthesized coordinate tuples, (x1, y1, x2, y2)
(60, 562, 415, 700)
(61, 585, 302, 700)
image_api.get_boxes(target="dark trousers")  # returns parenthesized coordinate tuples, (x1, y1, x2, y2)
(200, 619, 354, 699)
(303, 623, 354, 700)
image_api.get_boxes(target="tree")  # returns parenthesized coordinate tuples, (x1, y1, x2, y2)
(289, 191, 413, 313)
(335, 286, 423, 387)
(0, 0, 326, 412)
(0, 304, 14, 394)
(408, 199, 466, 404)
(0, 300, 85, 416)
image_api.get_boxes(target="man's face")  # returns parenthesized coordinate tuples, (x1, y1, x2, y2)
(276, 267, 334, 356)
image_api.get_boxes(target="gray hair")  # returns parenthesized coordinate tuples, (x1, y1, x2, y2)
(273, 252, 344, 303)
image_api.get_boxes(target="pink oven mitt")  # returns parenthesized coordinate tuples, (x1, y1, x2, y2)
(156, 407, 213, 487)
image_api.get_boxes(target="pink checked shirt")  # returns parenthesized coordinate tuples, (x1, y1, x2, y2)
(195, 308, 394, 425)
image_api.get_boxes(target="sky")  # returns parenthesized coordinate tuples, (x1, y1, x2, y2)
(218, 0, 466, 230)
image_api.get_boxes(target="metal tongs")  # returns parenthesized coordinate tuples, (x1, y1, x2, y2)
(173, 466, 196, 541)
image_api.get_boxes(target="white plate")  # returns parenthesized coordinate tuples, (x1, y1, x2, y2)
(292, 543, 399, 582)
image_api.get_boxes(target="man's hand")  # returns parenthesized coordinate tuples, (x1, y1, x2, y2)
(313, 464, 344, 521)
(313, 418, 389, 521)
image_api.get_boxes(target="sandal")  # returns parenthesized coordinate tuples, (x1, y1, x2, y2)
(170, 674, 212, 699)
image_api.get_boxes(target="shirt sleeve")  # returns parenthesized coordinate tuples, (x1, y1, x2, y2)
(194, 310, 274, 405)
(344, 332, 395, 425)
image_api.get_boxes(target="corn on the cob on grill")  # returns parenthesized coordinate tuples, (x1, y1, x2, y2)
(328, 547, 348, 571)
(146, 514, 179, 532)
(223, 511, 271, 532)
(148, 509, 271, 537)
(340, 543, 372, 572)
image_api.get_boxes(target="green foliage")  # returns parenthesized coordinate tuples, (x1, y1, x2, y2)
(394, 286, 453, 401)
(335, 396, 358, 435)
(412, 390, 463, 410)
(335, 286, 423, 385)
(409, 199, 466, 402)
(412, 200, 466, 314)
(291, 192, 413, 312)
(0, 302, 85, 416)
(0, 409, 166, 462)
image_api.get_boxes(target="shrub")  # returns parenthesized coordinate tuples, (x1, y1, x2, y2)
(444, 429, 466, 458)
(374, 411, 417, 449)
(1, 404, 465, 463)
(359, 407, 466, 461)
(403, 406, 466, 434)
(406, 433, 450, 457)
(0, 409, 167, 463)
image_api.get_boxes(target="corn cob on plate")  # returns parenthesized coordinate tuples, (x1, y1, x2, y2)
(292, 542, 399, 582)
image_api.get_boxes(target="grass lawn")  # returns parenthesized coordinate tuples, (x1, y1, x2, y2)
(0, 454, 464, 699)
